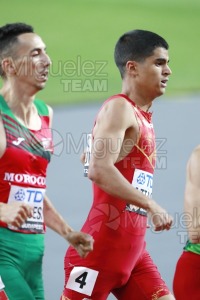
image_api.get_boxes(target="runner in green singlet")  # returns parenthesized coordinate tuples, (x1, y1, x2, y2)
(0, 22, 93, 300)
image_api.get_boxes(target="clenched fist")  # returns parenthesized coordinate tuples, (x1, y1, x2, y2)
(147, 200, 173, 231)
(66, 231, 94, 258)
(0, 202, 33, 227)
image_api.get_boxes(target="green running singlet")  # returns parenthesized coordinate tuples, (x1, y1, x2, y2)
(0, 96, 52, 300)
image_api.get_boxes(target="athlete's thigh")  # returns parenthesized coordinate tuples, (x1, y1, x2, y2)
(25, 243, 45, 300)
(113, 250, 170, 300)
(61, 261, 112, 300)
(173, 251, 200, 300)
(0, 265, 35, 300)
(0, 232, 44, 300)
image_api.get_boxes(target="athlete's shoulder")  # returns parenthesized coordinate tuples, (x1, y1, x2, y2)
(186, 145, 200, 182)
(102, 94, 134, 112)
(188, 145, 200, 165)
(105, 93, 134, 104)
(192, 145, 200, 155)
(95, 94, 136, 131)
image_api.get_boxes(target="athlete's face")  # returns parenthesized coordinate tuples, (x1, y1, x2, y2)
(130, 47, 172, 100)
(11, 33, 51, 92)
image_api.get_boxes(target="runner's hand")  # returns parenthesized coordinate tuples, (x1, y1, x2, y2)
(147, 201, 173, 231)
(66, 231, 94, 258)
(0, 202, 33, 227)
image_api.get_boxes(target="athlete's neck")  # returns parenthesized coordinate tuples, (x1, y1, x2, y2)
(0, 83, 40, 129)
(121, 89, 153, 112)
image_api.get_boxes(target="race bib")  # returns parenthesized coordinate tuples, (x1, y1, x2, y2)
(84, 133, 92, 177)
(66, 266, 99, 296)
(132, 169, 153, 197)
(7, 185, 45, 233)
(126, 169, 153, 215)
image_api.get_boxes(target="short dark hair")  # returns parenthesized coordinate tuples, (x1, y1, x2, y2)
(114, 29, 169, 78)
(0, 22, 34, 77)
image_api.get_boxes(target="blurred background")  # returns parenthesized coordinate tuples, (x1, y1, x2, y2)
(1, 0, 200, 299)
(1, 0, 200, 105)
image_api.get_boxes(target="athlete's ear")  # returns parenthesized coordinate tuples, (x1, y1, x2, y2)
(1, 57, 17, 77)
(126, 61, 138, 77)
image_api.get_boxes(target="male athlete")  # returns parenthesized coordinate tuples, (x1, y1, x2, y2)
(0, 22, 93, 300)
(173, 146, 200, 299)
(61, 30, 175, 299)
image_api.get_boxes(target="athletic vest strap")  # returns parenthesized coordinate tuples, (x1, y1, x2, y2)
(34, 99, 49, 116)
(0, 95, 12, 116)
(0, 96, 49, 117)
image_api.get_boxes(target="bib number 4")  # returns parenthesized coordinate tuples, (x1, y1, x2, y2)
(75, 272, 88, 289)
(66, 267, 99, 296)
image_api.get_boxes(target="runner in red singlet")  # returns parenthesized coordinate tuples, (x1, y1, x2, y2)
(173, 146, 200, 300)
(61, 30, 175, 300)
(0, 22, 93, 300)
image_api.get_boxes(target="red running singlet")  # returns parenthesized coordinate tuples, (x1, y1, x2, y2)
(61, 94, 170, 300)
(0, 96, 53, 234)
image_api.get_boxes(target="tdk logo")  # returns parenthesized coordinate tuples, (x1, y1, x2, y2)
(137, 173, 146, 185)
(15, 189, 26, 201)
(137, 172, 153, 188)
(14, 189, 44, 203)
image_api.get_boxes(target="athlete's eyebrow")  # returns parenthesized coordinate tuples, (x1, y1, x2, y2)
(155, 58, 170, 64)
(30, 47, 47, 53)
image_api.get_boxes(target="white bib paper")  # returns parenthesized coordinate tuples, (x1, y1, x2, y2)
(7, 185, 45, 232)
(127, 169, 153, 213)
(66, 266, 99, 296)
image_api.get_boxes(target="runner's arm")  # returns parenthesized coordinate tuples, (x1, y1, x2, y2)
(88, 98, 172, 231)
(43, 195, 94, 257)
